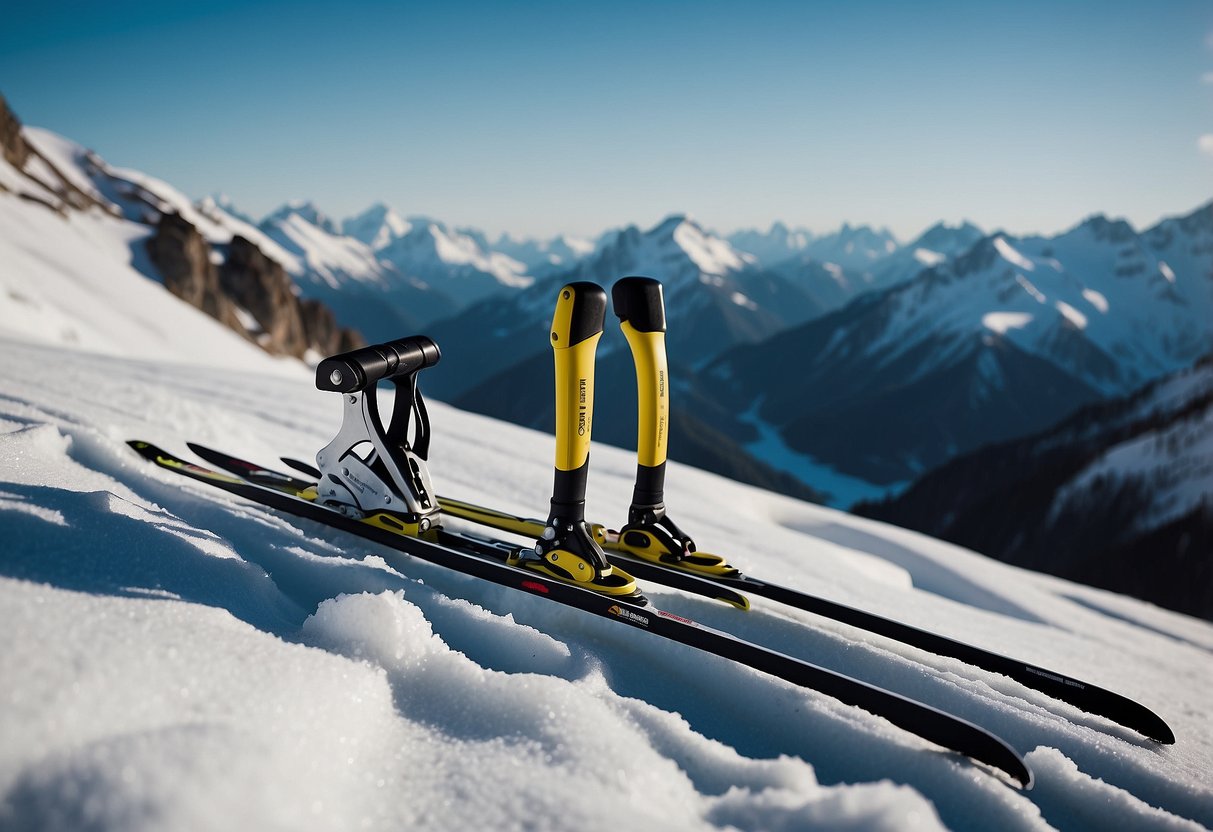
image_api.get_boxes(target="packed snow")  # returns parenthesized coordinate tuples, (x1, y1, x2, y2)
(983, 312, 1035, 335)
(994, 237, 1037, 272)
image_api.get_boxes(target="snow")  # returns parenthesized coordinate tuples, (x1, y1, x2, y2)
(21, 127, 109, 205)
(994, 237, 1036, 272)
(265, 213, 390, 290)
(914, 248, 947, 267)
(823, 262, 848, 287)
(1015, 274, 1047, 304)
(673, 219, 749, 275)
(983, 312, 1034, 335)
(1081, 289, 1109, 314)
(730, 291, 758, 310)
(854, 206, 1213, 399)
(1054, 301, 1088, 330)
(0, 190, 297, 374)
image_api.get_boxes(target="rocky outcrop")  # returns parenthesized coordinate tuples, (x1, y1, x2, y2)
(219, 235, 308, 353)
(145, 214, 361, 358)
(5, 91, 361, 361)
(146, 212, 246, 332)
(0, 93, 30, 170)
(219, 234, 361, 356)
(299, 298, 362, 354)
(0, 95, 103, 212)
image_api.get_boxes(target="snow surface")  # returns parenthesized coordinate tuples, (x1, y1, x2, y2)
(983, 312, 1035, 335)
(2, 247, 1212, 828)
(994, 237, 1036, 272)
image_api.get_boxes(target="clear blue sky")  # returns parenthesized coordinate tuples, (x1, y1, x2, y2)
(1, 0, 1210, 241)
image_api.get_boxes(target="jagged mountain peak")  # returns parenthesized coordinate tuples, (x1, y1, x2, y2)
(635, 214, 752, 276)
(1069, 213, 1137, 243)
(913, 220, 984, 248)
(263, 200, 339, 234)
(201, 193, 258, 225)
(726, 222, 815, 267)
(649, 212, 699, 236)
(343, 203, 412, 249)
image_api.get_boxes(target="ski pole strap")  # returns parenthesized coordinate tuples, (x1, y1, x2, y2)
(315, 336, 441, 394)
(549, 282, 607, 521)
(612, 276, 670, 505)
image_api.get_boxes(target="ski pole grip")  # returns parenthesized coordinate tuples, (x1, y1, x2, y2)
(316, 335, 442, 393)
(550, 282, 608, 347)
(611, 276, 666, 333)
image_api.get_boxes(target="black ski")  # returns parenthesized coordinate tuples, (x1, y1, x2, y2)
(187, 441, 1173, 745)
(129, 440, 1032, 788)
(436, 496, 1175, 744)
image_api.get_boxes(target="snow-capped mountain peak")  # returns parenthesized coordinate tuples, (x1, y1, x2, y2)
(263, 200, 340, 235)
(343, 202, 413, 250)
(652, 214, 754, 276)
(912, 220, 985, 254)
(493, 232, 595, 273)
(373, 216, 534, 301)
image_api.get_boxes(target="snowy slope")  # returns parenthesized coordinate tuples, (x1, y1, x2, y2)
(493, 231, 596, 275)
(802, 223, 900, 271)
(727, 221, 815, 266)
(863, 221, 986, 291)
(2, 329, 1212, 830)
(0, 142, 297, 376)
(728, 222, 898, 272)
(373, 216, 533, 304)
(1, 220, 1211, 828)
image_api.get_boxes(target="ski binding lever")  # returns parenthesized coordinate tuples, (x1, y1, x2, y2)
(313, 336, 443, 534)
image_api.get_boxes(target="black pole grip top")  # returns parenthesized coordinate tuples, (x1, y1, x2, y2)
(552, 281, 609, 347)
(611, 276, 666, 333)
(316, 336, 442, 393)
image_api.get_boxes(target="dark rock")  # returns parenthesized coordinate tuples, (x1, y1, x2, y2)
(146, 212, 246, 333)
(0, 93, 30, 170)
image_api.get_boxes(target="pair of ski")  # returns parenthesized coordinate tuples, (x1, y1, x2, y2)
(128, 278, 1172, 790)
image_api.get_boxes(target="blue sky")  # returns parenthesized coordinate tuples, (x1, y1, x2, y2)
(1, 0, 1210, 240)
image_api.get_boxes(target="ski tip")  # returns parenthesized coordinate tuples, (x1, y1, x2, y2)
(127, 439, 163, 457)
(1004, 761, 1033, 790)
(721, 594, 751, 611)
(1010, 756, 1034, 791)
(1141, 711, 1177, 745)
(984, 737, 1034, 790)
